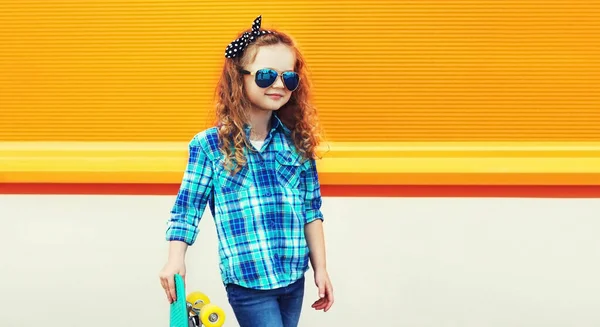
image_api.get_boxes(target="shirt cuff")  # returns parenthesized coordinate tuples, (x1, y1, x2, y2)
(165, 220, 199, 245)
(305, 209, 324, 224)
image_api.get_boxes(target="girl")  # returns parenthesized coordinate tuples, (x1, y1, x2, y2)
(159, 15, 334, 327)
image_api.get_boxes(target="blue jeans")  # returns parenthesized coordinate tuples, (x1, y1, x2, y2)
(225, 276, 305, 327)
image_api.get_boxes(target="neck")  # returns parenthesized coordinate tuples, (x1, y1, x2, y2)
(248, 107, 273, 141)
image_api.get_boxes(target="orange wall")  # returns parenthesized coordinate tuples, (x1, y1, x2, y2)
(1, 0, 599, 142)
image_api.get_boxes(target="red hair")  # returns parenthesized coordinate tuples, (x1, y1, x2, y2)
(213, 28, 322, 174)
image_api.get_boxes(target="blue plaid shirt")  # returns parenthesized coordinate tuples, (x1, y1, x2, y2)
(165, 115, 324, 290)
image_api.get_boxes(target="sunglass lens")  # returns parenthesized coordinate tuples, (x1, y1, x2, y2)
(255, 69, 278, 88)
(282, 72, 300, 91)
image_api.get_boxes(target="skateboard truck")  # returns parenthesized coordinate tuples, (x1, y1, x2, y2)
(186, 291, 225, 327)
(186, 303, 200, 327)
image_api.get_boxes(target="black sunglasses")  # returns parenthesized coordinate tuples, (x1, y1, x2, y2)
(240, 68, 300, 92)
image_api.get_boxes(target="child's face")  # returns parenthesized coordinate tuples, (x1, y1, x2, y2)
(243, 43, 296, 112)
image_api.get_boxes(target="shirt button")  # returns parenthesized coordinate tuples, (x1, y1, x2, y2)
(300, 171, 306, 177)
(265, 192, 271, 197)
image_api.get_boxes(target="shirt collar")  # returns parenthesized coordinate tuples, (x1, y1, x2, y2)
(271, 113, 292, 135)
(243, 113, 292, 137)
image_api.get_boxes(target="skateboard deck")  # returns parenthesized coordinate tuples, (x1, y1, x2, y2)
(169, 273, 190, 327)
(169, 273, 226, 327)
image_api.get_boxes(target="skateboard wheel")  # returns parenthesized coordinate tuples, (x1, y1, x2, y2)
(199, 303, 226, 327)
(186, 291, 210, 315)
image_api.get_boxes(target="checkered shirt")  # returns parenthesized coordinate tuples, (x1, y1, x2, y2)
(165, 115, 324, 290)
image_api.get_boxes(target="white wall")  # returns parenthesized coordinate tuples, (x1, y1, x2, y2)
(1, 194, 599, 327)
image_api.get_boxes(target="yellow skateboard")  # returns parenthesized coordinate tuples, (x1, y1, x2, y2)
(170, 273, 226, 327)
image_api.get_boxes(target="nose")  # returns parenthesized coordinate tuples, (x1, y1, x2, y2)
(271, 75, 285, 89)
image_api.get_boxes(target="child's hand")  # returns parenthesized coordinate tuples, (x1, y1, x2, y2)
(311, 269, 334, 312)
(158, 259, 186, 303)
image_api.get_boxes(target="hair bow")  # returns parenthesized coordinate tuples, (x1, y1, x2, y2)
(225, 15, 272, 59)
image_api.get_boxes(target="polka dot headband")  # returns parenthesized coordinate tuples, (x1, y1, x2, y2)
(225, 15, 273, 59)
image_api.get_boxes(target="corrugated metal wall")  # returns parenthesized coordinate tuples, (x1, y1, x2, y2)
(1, 0, 598, 142)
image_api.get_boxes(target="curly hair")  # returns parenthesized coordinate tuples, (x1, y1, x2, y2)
(213, 28, 322, 175)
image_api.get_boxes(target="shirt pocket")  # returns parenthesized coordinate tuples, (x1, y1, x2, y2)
(275, 150, 304, 190)
(214, 160, 253, 194)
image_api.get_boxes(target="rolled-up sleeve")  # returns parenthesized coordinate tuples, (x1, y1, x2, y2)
(165, 135, 213, 245)
(303, 158, 324, 224)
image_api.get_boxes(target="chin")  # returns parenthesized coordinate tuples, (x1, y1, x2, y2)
(261, 102, 287, 111)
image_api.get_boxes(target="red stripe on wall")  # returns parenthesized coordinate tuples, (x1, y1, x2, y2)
(1, 183, 600, 198)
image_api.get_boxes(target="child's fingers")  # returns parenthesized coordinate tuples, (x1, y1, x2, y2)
(312, 302, 326, 310)
(312, 298, 327, 310)
(160, 278, 173, 303)
(325, 283, 334, 312)
(317, 282, 326, 298)
(312, 298, 326, 305)
(311, 298, 324, 306)
(167, 276, 177, 302)
(325, 299, 333, 311)
(165, 289, 174, 303)
(312, 280, 334, 311)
